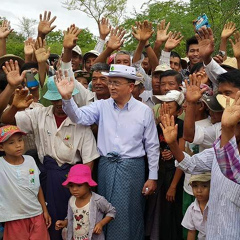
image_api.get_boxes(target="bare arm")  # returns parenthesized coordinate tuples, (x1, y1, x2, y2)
(187, 230, 197, 240)
(0, 20, 13, 56)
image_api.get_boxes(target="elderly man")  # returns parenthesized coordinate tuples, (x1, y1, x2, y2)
(55, 64, 160, 240)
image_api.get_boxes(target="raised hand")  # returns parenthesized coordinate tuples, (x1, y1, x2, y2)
(2, 60, 26, 88)
(34, 37, 50, 63)
(156, 19, 171, 43)
(221, 21, 236, 39)
(54, 70, 75, 100)
(195, 69, 209, 85)
(132, 20, 154, 42)
(24, 37, 35, 56)
(0, 20, 13, 39)
(221, 91, 240, 129)
(164, 31, 183, 52)
(63, 24, 82, 50)
(185, 73, 206, 103)
(12, 88, 33, 110)
(107, 27, 125, 51)
(160, 112, 178, 145)
(98, 17, 111, 40)
(38, 11, 57, 37)
(195, 26, 214, 62)
(229, 31, 240, 59)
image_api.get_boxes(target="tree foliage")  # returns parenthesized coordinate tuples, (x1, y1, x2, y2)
(17, 17, 37, 38)
(62, 0, 127, 26)
(121, 0, 240, 57)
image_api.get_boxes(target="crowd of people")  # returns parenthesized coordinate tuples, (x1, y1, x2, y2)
(0, 9, 240, 240)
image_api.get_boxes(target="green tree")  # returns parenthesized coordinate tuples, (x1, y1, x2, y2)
(17, 17, 37, 38)
(62, 0, 127, 26)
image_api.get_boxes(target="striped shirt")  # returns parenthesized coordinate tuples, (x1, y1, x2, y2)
(214, 136, 240, 184)
(176, 145, 240, 239)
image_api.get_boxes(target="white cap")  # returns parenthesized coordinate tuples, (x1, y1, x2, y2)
(83, 50, 100, 62)
(152, 90, 185, 106)
(102, 64, 142, 80)
(154, 63, 171, 73)
(62, 45, 82, 56)
(135, 73, 145, 85)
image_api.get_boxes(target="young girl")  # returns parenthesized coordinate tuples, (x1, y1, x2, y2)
(55, 164, 116, 240)
(0, 125, 51, 240)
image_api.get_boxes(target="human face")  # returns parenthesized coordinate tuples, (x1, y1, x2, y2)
(71, 51, 82, 71)
(0, 133, 24, 159)
(218, 82, 240, 99)
(170, 57, 181, 72)
(152, 72, 161, 95)
(165, 101, 181, 117)
(160, 76, 180, 95)
(141, 57, 150, 74)
(191, 181, 210, 203)
(209, 110, 222, 124)
(187, 44, 201, 67)
(68, 182, 91, 199)
(92, 71, 110, 99)
(115, 54, 131, 66)
(51, 99, 66, 116)
(76, 77, 88, 89)
(108, 77, 134, 104)
(85, 55, 96, 72)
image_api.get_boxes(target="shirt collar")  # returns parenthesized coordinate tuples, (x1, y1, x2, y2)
(193, 198, 208, 212)
(110, 95, 136, 111)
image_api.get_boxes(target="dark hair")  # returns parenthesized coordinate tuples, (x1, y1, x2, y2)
(190, 62, 204, 74)
(91, 63, 110, 72)
(0, 72, 8, 92)
(160, 70, 183, 85)
(170, 51, 181, 60)
(186, 36, 198, 53)
(20, 62, 38, 74)
(142, 51, 148, 58)
(127, 79, 135, 84)
(217, 70, 240, 89)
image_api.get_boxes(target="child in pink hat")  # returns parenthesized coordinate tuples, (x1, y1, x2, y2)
(55, 164, 116, 240)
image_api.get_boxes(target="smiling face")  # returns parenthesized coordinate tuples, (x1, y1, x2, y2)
(92, 71, 110, 99)
(71, 51, 82, 71)
(187, 44, 201, 67)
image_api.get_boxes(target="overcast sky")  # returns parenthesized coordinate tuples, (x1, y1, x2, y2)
(0, 0, 147, 37)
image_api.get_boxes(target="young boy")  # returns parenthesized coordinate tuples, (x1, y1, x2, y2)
(145, 90, 185, 240)
(182, 172, 211, 240)
(0, 125, 51, 240)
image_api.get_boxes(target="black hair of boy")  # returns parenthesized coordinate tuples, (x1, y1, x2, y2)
(217, 70, 240, 89)
(190, 62, 204, 74)
(186, 36, 198, 53)
(160, 70, 183, 85)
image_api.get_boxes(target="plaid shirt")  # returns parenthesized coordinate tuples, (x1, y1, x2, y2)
(214, 136, 240, 184)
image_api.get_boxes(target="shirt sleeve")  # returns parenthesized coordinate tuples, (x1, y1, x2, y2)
(213, 136, 240, 184)
(98, 195, 116, 219)
(143, 108, 160, 179)
(132, 59, 152, 91)
(204, 58, 227, 93)
(94, 38, 105, 53)
(77, 127, 100, 164)
(62, 98, 100, 126)
(181, 203, 196, 230)
(176, 148, 214, 174)
(159, 50, 170, 65)
(193, 123, 220, 149)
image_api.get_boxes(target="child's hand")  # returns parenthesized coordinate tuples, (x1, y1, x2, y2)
(43, 211, 52, 229)
(55, 220, 68, 230)
(161, 149, 173, 161)
(93, 222, 103, 235)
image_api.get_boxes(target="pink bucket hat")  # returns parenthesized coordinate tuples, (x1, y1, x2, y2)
(0, 125, 26, 143)
(62, 164, 97, 187)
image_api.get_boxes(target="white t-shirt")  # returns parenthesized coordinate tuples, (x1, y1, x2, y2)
(70, 196, 90, 240)
(184, 118, 212, 195)
(0, 155, 42, 222)
(182, 199, 208, 240)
